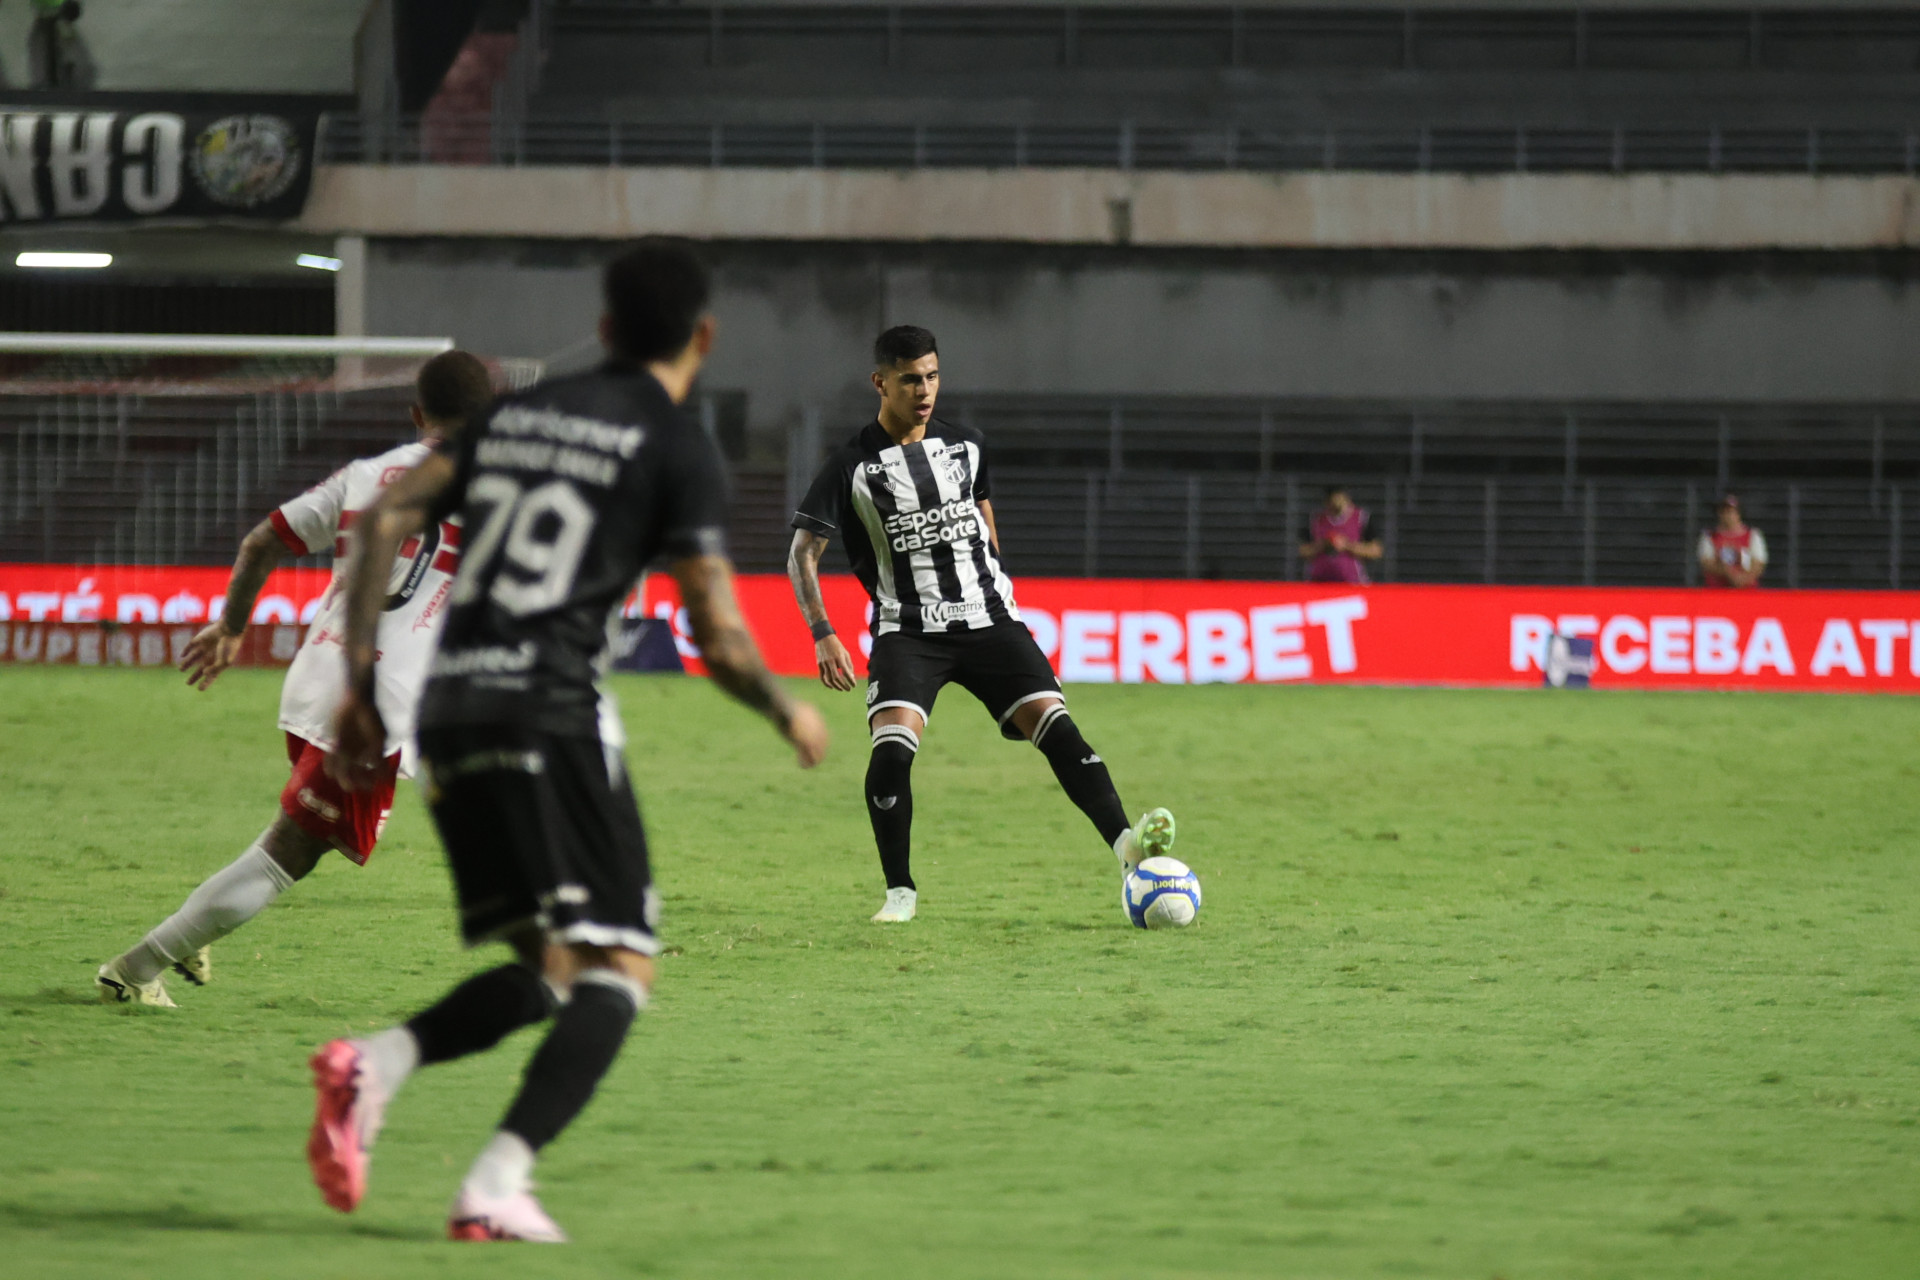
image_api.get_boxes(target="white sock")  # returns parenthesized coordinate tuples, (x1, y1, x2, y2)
(465, 1130, 536, 1199)
(121, 838, 297, 982)
(1112, 830, 1135, 871)
(354, 1026, 420, 1094)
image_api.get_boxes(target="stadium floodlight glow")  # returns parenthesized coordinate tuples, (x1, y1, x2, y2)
(296, 253, 343, 272)
(16, 251, 112, 269)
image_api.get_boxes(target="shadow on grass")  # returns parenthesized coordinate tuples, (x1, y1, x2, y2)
(0, 1200, 440, 1242)
(18, 987, 99, 1008)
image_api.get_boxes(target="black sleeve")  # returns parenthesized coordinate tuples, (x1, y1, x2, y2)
(425, 421, 482, 524)
(791, 453, 848, 537)
(972, 434, 992, 502)
(657, 423, 731, 560)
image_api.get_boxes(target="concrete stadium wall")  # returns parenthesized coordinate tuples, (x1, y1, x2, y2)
(301, 167, 1920, 251)
(0, 0, 356, 93)
(364, 240, 1920, 456)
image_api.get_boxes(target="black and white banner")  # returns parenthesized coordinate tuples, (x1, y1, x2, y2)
(0, 96, 323, 224)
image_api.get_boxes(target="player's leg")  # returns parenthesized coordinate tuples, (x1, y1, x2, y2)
(308, 730, 557, 1213)
(309, 925, 556, 1213)
(98, 812, 328, 1005)
(867, 705, 925, 921)
(449, 940, 654, 1243)
(99, 735, 398, 1003)
(971, 625, 1176, 874)
(862, 633, 948, 921)
(447, 735, 660, 1242)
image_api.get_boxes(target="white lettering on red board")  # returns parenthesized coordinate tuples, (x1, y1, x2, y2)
(1035, 595, 1366, 684)
(1509, 613, 1920, 679)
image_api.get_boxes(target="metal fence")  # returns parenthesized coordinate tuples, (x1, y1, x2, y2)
(7, 389, 1917, 588)
(321, 114, 1920, 175)
(978, 470, 1914, 590)
(772, 397, 1920, 587)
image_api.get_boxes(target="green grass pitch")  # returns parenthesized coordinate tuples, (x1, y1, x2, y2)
(2, 667, 1917, 1279)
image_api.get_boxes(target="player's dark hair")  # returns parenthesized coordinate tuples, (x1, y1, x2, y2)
(1324, 484, 1350, 501)
(873, 325, 938, 370)
(414, 350, 493, 425)
(604, 238, 711, 362)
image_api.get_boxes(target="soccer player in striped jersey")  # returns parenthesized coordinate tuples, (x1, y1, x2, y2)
(788, 325, 1174, 923)
(94, 351, 495, 1006)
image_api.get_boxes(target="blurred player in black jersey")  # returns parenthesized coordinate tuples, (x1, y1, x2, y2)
(788, 325, 1173, 923)
(310, 240, 829, 1242)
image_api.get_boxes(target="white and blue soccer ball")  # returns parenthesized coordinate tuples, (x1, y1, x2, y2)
(1123, 856, 1202, 929)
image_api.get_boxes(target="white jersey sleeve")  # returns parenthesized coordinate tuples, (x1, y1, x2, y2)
(271, 467, 350, 556)
(1748, 529, 1769, 568)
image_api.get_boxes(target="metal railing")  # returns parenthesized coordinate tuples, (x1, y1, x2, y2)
(768, 397, 1920, 587)
(977, 470, 1915, 590)
(548, 5, 1920, 77)
(319, 115, 1920, 175)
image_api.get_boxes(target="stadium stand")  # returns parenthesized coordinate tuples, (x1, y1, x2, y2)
(325, 4, 1920, 173)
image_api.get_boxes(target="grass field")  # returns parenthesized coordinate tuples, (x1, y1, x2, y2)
(2, 667, 1918, 1279)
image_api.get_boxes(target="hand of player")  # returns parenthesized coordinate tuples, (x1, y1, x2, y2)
(781, 700, 830, 769)
(324, 691, 389, 792)
(816, 635, 857, 692)
(179, 620, 244, 690)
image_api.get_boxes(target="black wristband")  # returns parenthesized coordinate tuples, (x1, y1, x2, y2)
(809, 618, 836, 642)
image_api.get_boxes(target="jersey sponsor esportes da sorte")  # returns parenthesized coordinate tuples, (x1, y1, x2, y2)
(271, 440, 461, 775)
(791, 418, 1019, 637)
(418, 363, 730, 741)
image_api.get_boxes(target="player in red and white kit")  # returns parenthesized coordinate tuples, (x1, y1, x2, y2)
(95, 351, 495, 1007)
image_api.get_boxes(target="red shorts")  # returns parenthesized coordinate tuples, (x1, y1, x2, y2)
(279, 732, 398, 865)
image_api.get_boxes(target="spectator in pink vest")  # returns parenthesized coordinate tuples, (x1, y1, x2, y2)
(1299, 486, 1382, 584)
(1698, 492, 1768, 588)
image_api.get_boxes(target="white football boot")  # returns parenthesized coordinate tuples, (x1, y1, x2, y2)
(171, 947, 212, 987)
(447, 1186, 570, 1243)
(95, 957, 177, 1008)
(1115, 807, 1177, 875)
(871, 887, 917, 923)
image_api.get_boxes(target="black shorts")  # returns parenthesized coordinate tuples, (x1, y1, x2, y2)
(866, 622, 1063, 740)
(417, 725, 658, 955)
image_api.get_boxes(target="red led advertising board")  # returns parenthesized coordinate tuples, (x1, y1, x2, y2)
(5, 565, 1918, 692)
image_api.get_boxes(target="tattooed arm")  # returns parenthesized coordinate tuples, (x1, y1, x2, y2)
(178, 519, 288, 690)
(787, 528, 856, 692)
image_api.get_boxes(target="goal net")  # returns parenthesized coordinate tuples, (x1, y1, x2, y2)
(0, 334, 542, 623)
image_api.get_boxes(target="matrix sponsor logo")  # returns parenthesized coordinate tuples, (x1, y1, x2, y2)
(921, 599, 986, 625)
(883, 498, 978, 553)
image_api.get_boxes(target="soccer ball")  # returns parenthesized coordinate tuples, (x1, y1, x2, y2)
(1123, 856, 1201, 929)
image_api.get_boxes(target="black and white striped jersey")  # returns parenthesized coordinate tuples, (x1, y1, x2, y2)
(792, 418, 1020, 637)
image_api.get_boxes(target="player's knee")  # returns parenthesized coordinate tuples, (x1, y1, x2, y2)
(574, 965, 650, 1013)
(869, 722, 920, 767)
(1029, 703, 1083, 754)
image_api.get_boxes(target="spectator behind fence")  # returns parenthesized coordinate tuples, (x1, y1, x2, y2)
(1300, 485, 1382, 584)
(1698, 492, 1768, 588)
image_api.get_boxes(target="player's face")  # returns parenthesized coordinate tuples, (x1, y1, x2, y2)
(874, 354, 939, 426)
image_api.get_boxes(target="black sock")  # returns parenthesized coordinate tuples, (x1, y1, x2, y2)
(500, 972, 641, 1152)
(867, 727, 918, 890)
(406, 963, 555, 1066)
(1032, 707, 1131, 847)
